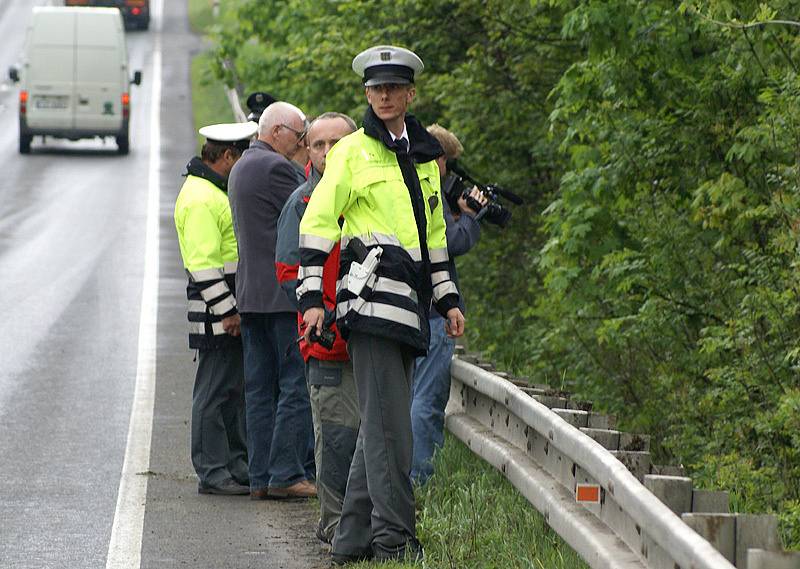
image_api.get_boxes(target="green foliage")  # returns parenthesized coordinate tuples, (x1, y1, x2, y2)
(541, 0, 800, 546)
(190, 52, 234, 152)
(209, 0, 800, 548)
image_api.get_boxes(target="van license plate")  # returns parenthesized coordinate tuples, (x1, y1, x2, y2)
(34, 96, 69, 109)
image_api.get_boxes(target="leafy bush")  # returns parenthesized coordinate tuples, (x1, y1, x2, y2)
(210, 0, 800, 547)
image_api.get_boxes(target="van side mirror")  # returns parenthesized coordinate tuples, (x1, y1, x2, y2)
(131, 70, 142, 86)
(8, 67, 19, 83)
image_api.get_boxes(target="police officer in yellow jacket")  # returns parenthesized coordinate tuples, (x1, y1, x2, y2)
(298, 46, 465, 564)
(174, 122, 257, 495)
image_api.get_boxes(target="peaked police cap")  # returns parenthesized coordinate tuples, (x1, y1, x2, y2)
(245, 91, 277, 122)
(199, 122, 258, 152)
(352, 45, 424, 87)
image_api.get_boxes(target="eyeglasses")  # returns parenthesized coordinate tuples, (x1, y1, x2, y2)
(280, 123, 306, 141)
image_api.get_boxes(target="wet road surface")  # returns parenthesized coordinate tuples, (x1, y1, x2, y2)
(0, 1, 326, 567)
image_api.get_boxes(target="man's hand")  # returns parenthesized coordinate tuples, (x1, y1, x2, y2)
(221, 313, 241, 337)
(445, 307, 465, 338)
(457, 186, 489, 216)
(302, 307, 325, 342)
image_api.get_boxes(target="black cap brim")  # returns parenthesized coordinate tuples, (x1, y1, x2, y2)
(363, 64, 414, 87)
(364, 75, 412, 87)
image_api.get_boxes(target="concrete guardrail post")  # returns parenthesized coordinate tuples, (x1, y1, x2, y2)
(747, 549, 800, 569)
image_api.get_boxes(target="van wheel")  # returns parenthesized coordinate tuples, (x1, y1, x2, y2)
(19, 134, 32, 154)
(116, 135, 129, 155)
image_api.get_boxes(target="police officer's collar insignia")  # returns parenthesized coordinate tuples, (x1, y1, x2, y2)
(428, 194, 439, 212)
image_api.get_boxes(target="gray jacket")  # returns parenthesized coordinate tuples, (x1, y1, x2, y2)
(434, 191, 481, 318)
(228, 140, 303, 313)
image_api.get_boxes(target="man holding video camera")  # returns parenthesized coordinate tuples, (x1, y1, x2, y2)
(410, 124, 487, 485)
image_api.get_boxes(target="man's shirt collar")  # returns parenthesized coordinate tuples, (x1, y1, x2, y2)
(389, 124, 409, 145)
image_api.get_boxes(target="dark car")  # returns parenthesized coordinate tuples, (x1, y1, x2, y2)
(64, 0, 150, 30)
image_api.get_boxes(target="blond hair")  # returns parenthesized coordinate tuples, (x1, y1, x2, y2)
(427, 123, 463, 160)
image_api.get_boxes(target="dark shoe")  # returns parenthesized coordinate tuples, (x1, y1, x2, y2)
(198, 479, 250, 495)
(330, 550, 373, 566)
(267, 479, 317, 499)
(233, 476, 250, 487)
(373, 540, 424, 564)
(250, 487, 270, 500)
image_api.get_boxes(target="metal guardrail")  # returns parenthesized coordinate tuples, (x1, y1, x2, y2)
(446, 356, 747, 569)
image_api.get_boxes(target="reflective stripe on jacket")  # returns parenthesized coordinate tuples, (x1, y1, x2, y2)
(174, 158, 239, 349)
(297, 110, 460, 355)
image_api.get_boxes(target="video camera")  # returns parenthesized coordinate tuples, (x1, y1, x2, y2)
(443, 160, 523, 228)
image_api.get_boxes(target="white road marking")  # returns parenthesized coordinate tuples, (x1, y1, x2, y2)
(105, 0, 163, 567)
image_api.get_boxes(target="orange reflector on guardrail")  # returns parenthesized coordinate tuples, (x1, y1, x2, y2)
(576, 484, 601, 504)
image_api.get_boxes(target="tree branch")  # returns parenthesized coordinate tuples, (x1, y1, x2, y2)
(695, 13, 800, 30)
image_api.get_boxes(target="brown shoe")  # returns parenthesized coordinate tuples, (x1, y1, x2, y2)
(267, 480, 317, 499)
(250, 487, 270, 500)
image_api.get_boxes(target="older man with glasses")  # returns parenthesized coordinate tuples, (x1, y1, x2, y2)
(281, 121, 311, 183)
(228, 102, 316, 500)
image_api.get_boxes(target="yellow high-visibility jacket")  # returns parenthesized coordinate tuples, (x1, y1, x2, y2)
(297, 111, 459, 355)
(174, 158, 239, 349)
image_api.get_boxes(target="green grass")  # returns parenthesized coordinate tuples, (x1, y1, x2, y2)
(187, 0, 236, 34)
(350, 434, 588, 569)
(190, 52, 234, 152)
(188, 0, 238, 151)
(186, 0, 216, 34)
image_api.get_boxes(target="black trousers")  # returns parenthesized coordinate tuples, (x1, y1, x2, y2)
(191, 343, 248, 486)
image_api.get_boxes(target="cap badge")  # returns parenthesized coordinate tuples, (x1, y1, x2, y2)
(380, 51, 391, 61)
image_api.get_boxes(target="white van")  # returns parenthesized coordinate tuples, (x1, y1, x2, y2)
(8, 7, 142, 154)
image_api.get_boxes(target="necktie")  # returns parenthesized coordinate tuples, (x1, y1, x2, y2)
(397, 138, 408, 154)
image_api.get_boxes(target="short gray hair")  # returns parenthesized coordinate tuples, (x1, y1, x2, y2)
(258, 101, 306, 138)
(309, 112, 357, 133)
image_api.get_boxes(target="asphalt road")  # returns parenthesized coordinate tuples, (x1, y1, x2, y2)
(0, 1, 326, 567)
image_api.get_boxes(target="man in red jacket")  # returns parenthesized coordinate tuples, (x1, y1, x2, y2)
(275, 112, 359, 544)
